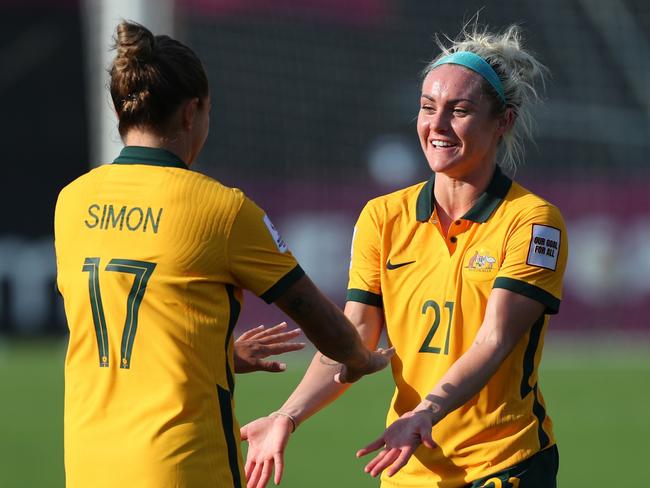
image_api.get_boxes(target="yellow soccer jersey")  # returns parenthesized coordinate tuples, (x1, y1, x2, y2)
(347, 167, 568, 488)
(55, 146, 304, 488)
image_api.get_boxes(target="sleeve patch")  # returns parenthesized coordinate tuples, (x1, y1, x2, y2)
(527, 224, 561, 271)
(263, 214, 288, 253)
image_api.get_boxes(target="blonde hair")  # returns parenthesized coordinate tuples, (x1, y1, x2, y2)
(423, 22, 548, 172)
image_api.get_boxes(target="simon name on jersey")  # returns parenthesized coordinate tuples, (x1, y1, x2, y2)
(84, 203, 163, 234)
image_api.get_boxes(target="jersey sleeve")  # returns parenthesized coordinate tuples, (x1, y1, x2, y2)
(493, 203, 568, 314)
(346, 201, 383, 307)
(227, 197, 304, 303)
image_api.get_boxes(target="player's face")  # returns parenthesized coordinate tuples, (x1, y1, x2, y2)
(417, 65, 505, 179)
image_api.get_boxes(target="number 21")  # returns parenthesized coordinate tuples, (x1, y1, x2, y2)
(82, 257, 156, 369)
(419, 300, 454, 354)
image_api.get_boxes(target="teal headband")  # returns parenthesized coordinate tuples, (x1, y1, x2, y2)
(431, 51, 506, 104)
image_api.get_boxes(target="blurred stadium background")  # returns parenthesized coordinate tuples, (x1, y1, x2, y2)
(1, 0, 649, 486)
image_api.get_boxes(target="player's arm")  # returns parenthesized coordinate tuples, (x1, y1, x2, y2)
(270, 299, 384, 423)
(274, 276, 390, 382)
(241, 300, 384, 488)
(228, 196, 390, 381)
(357, 289, 544, 477)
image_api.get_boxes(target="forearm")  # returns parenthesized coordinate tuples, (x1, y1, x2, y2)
(415, 340, 508, 422)
(416, 289, 545, 422)
(276, 301, 383, 426)
(275, 276, 369, 367)
(278, 352, 353, 425)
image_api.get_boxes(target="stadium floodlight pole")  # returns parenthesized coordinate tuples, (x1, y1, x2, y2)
(82, 0, 175, 167)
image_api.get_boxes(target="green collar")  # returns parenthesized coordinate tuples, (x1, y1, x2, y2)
(415, 166, 512, 223)
(113, 146, 188, 169)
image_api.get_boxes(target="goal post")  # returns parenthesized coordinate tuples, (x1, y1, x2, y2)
(81, 0, 175, 167)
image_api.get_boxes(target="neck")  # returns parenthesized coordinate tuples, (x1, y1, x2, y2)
(433, 163, 495, 232)
(123, 130, 193, 166)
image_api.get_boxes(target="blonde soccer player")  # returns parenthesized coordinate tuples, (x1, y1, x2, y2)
(54, 20, 392, 488)
(243, 21, 567, 488)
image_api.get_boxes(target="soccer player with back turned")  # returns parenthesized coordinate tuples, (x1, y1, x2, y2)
(54, 21, 392, 488)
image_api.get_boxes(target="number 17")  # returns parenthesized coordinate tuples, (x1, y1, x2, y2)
(82, 257, 156, 369)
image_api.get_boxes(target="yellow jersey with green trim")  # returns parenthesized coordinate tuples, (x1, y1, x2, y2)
(54, 146, 304, 488)
(347, 167, 568, 488)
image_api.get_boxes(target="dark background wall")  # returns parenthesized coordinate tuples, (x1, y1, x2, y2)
(1, 0, 649, 335)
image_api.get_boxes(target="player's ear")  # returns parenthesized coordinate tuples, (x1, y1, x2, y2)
(181, 97, 200, 131)
(496, 107, 516, 136)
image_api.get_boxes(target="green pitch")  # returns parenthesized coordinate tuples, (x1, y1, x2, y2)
(1, 337, 649, 487)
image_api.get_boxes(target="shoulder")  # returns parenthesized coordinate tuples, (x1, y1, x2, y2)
(56, 166, 108, 202)
(501, 181, 566, 236)
(190, 171, 245, 204)
(361, 180, 428, 220)
(505, 181, 565, 221)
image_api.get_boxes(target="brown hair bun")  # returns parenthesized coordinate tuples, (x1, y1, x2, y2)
(109, 20, 209, 137)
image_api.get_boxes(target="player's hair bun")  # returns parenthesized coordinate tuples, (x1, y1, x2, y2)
(109, 20, 209, 137)
(113, 21, 156, 72)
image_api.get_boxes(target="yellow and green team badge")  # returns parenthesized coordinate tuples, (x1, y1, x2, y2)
(463, 247, 500, 281)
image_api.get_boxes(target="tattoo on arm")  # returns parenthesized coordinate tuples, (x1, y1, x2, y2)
(424, 394, 444, 414)
(474, 328, 500, 346)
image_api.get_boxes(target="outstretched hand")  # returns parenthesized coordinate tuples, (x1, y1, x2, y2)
(356, 409, 436, 478)
(241, 414, 294, 488)
(334, 346, 395, 384)
(234, 322, 305, 374)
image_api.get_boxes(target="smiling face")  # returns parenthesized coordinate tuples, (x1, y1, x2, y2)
(417, 64, 508, 180)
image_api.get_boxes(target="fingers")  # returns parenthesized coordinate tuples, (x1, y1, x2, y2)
(385, 447, 414, 477)
(255, 360, 287, 373)
(236, 324, 265, 342)
(244, 458, 255, 483)
(261, 341, 306, 355)
(370, 347, 395, 371)
(247, 458, 276, 488)
(356, 436, 386, 458)
(236, 322, 294, 343)
(251, 322, 291, 341)
(258, 329, 302, 346)
(248, 461, 263, 488)
(273, 453, 285, 485)
(381, 346, 396, 357)
(364, 448, 397, 477)
(258, 460, 274, 488)
(362, 446, 413, 478)
(337, 346, 396, 384)
(363, 448, 388, 474)
(240, 424, 249, 441)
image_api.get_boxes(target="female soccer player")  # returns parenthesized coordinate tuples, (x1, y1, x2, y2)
(242, 22, 567, 488)
(54, 21, 392, 488)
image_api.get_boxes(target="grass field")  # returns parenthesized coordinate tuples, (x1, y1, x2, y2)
(1, 336, 649, 487)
